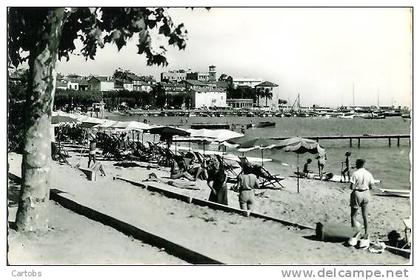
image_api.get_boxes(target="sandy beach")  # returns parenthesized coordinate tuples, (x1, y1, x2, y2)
(7, 150, 410, 264)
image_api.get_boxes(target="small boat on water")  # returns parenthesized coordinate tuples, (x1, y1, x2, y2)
(376, 188, 410, 198)
(362, 113, 386, 119)
(401, 113, 411, 119)
(190, 123, 230, 130)
(338, 113, 355, 119)
(256, 121, 276, 128)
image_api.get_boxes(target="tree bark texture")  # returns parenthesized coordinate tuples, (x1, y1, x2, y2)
(16, 8, 65, 231)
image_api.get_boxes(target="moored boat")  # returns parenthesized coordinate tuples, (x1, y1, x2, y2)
(256, 121, 276, 128)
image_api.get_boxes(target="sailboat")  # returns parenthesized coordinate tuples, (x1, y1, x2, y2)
(290, 93, 308, 117)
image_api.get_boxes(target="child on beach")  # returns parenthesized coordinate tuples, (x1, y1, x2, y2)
(303, 158, 312, 177)
(88, 136, 97, 168)
(317, 152, 327, 180)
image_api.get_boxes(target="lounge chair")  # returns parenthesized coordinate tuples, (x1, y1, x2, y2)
(214, 154, 240, 182)
(238, 156, 285, 189)
(402, 218, 412, 249)
(51, 142, 70, 165)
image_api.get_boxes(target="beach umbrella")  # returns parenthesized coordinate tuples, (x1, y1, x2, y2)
(188, 129, 244, 156)
(51, 115, 79, 124)
(76, 115, 106, 128)
(126, 121, 152, 131)
(93, 119, 117, 129)
(274, 137, 326, 193)
(148, 126, 190, 147)
(188, 129, 243, 142)
(148, 126, 190, 136)
(125, 121, 152, 144)
(231, 137, 276, 167)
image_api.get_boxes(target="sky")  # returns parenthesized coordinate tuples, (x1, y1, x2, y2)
(56, 7, 412, 107)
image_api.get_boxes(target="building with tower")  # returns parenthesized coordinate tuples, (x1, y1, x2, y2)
(208, 65, 216, 81)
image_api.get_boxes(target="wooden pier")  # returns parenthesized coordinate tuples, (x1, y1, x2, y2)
(271, 134, 410, 148)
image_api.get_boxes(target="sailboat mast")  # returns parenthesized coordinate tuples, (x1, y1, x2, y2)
(352, 82, 355, 107)
(298, 92, 301, 110)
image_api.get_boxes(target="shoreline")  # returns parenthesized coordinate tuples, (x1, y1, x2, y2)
(7, 151, 410, 264)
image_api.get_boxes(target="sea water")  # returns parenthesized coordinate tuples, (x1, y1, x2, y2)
(107, 114, 411, 190)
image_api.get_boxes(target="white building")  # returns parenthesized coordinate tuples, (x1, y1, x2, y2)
(88, 76, 115, 91)
(56, 80, 68, 90)
(135, 81, 153, 92)
(161, 70, 187, 82)
(232, 77, 263, 88)
(192, 89, 227, 108)
(67, 79, 79, 90)
(122, 81, 134, 91)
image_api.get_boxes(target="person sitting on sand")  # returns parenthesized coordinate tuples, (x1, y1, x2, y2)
(349, 158, 375, 237)
(184, 153, 207, 180)
(207, 157, 228, 205)
(341, 151, 351, 182)
(303, 158, 312, 177)
(236, 164, 259, 211)
(170, 156, 195, 181)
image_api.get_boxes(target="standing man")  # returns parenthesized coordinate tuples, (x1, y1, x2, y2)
(88, 135, 97, 168)
(237, 165, 259, 211)
(349, 159, 375, 237)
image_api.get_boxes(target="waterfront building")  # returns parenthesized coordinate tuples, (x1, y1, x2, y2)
(88, 76, 115, 91)
(135, 81, 153, 92)
(232, 77, 263, 88)
(67, 78, 80, 90)
(191, 89, 227, 108)
(186, 65, 217, 82)
(226, 98, 254, 109)
(208, 65, 217, 81)
(161, 82, 187, 95)
(186, 71, 210, 82)
(161, 69, 187, 82)
(255, 81, 279, 107)
(56, 79, 68, 90)
(182, 79, 217, 91)
(78, 78, 90, 91)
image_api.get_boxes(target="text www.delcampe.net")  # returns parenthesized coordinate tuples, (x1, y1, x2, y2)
(280, 268, 409, 279)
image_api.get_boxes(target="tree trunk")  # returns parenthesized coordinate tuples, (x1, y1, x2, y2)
(16, 8, 65, 231)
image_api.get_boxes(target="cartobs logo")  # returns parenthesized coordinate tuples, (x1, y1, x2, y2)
(11, 270, 42, 277)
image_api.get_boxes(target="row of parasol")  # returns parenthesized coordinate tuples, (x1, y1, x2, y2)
(52, 111, 325, 193)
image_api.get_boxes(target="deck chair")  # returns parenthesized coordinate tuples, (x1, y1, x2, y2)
(214, 154, 240, 183)
(402, 218, 412, 249)
(51, 142, 70, 165)
(238, 156, 285, 189)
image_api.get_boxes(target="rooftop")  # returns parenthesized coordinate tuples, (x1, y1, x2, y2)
(255, 81, 279, 88)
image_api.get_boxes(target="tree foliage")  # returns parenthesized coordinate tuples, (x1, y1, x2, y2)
(7, 7, 188, 232)
(226, 85, 256, 100)
(8, 7, 188, 68)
